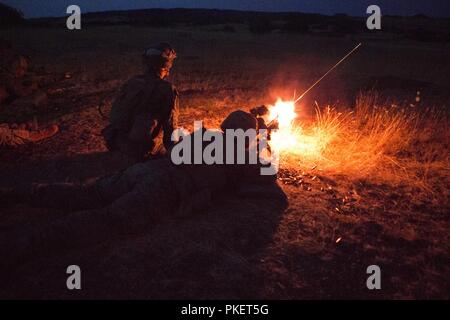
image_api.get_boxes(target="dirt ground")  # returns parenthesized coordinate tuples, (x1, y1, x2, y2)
(0, 24, 449, 299)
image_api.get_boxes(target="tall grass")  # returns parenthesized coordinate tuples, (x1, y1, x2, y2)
(282, 92, 449, 189)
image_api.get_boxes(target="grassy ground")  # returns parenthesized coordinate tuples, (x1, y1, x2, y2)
(0, 24, 449, 299)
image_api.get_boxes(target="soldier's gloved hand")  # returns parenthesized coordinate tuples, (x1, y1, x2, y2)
(268, 119, 279, 131)
(250, 105, 269, 117)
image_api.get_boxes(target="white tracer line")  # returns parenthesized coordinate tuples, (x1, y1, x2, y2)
(294, 43, 362, 104)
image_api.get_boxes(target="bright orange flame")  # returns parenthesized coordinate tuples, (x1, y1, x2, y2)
(268, 98, 297, 129)
(267, 98, 300, 152)
(267, 98, 324, 158)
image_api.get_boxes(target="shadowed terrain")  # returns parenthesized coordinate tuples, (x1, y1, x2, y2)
(0, 10, 449, 299)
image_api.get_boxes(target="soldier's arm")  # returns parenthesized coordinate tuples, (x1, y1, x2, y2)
(162, 84, 179, 150)
(125, 78, 159, 143)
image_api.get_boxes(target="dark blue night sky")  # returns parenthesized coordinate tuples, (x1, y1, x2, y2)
(3, 0, 450, 18)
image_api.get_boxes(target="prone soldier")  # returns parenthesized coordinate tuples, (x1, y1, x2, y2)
(1, 111, 286, 264)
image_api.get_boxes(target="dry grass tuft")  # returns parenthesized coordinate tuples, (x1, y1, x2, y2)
(280, 92, 449, 191)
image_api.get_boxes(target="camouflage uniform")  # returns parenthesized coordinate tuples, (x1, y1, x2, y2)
(102, 43, 179, 161)
(1, 111, 284, 263)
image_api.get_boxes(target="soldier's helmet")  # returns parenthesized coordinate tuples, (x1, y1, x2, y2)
(220, 110, 258, 132)
(143, 42, 177, 70)
(250, 105, 269, 117)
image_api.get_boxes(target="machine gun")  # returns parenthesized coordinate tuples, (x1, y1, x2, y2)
(250, 105, 279, 135)
(250, 105, 279, 157)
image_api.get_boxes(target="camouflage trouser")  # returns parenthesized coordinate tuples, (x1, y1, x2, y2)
(2, 160, 189, 265)
(32, 159, 185, 215)
(102, 125, 165, 162)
